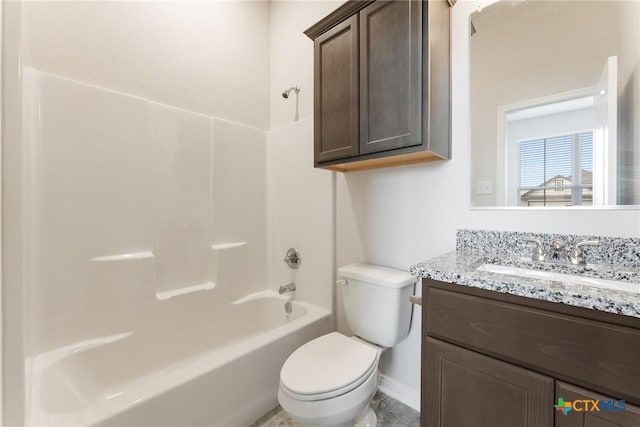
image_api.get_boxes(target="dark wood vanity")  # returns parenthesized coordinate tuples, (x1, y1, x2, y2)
(422, 279, 640, 427)
(304, 0, 451, 172)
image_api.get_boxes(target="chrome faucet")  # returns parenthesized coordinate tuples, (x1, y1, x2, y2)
(279, 282, 296, 294)
(283, 248, 301, 270)
(523, 236, 599, 267)
(523, 236, 548, 262)
(549, 239, 569, 262)
(568, 240, 599, 266)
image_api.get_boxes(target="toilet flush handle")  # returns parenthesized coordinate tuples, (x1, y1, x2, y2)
(409, 295, 422, 306)
(336, 279, 347, 287)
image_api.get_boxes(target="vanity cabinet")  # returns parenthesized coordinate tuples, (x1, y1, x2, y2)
(555, 382, 640, 427)
(422, 279, 640, 427)
(304, 0, 451, 172)
(425, 338, 553, 427)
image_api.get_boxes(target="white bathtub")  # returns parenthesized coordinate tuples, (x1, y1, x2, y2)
(26, 291, 331, 426)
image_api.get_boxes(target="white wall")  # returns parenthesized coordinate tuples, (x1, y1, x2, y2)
(266, 1, 342, 313)
(22, 1, 271, 129)
(269, 1, 341, 129)
(2, 2, 25, 424)
(336, 0, 640, 409)
(0, 3, 4, 422)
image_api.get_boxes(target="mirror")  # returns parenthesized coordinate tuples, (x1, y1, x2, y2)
(470, 0, 640, 207)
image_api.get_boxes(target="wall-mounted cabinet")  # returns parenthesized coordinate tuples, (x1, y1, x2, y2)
(305, 0, 451, 172)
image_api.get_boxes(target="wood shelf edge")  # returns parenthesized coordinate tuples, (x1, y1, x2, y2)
(319, 150, 447, 172)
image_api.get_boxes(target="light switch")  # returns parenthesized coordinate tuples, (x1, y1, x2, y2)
(477, 180, 493, 195)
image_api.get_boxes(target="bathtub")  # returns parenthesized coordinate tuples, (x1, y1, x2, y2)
(26, 291, 331, 426)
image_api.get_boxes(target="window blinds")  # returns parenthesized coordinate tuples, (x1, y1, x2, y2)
(519, 132, 593, 190)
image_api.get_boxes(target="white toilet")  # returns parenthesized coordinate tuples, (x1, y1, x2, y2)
(278, 263, 416, 427)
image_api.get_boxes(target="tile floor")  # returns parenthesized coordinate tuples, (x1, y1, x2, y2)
(250, 391, 420, 427)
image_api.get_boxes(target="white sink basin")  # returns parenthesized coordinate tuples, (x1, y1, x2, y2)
(476, 263, 640, 294)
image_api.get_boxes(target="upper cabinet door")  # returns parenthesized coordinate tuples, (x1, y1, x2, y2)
(314, 15, 359, 164)
(359, 0, 422, 155)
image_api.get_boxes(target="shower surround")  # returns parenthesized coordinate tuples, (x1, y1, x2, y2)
(22, 68, 271, 352)
(20, 68, 332, 425)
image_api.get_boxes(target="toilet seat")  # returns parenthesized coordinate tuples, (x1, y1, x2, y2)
(280, 357, 378, 401)
(277, 358, 379, 427)
(279, 332, 380, 402)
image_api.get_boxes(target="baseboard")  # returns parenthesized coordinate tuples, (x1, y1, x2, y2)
(377, 374, 421, 412)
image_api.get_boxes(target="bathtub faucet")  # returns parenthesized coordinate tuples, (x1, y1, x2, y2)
(279, 282, 296, 294)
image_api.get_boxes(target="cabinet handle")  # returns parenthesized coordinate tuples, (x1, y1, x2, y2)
(410, 295, 422, 306)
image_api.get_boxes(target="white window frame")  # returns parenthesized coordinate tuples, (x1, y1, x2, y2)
(496, 87, 602, 206)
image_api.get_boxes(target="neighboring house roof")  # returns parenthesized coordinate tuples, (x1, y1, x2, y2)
(520, 170, 593, 205)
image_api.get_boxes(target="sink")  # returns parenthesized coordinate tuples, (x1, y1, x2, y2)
(476, 263, 640, 294)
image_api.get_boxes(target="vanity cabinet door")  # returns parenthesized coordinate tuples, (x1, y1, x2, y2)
(423, 338, 553, 427)
(313, 15, 359, 164)
(555, 382, 640, 427)
(359, 0, 422, 155)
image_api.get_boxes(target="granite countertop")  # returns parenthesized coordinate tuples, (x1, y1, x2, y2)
(410, 250, 640, 318)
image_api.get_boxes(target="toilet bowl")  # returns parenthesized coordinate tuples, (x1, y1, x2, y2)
(278, 263, 415, 427)
(277, 333, 381, 427)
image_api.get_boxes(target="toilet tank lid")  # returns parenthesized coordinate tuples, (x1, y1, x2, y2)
(338, 263, 416, 288)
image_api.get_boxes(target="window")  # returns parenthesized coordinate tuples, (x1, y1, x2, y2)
(518, 132, 593, 206)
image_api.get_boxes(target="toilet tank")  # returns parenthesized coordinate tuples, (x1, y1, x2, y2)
(338, 263, 416, 348)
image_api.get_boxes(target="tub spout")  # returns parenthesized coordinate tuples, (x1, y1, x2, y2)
(279, 282, 296, 294)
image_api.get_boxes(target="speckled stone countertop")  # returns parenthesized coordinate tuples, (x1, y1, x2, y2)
(410, 230, 640, 318)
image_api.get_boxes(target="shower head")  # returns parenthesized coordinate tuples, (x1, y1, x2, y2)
(282, 86, 300, 99)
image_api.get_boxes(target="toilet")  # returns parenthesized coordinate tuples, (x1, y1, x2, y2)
(278, 263, 416, 427)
